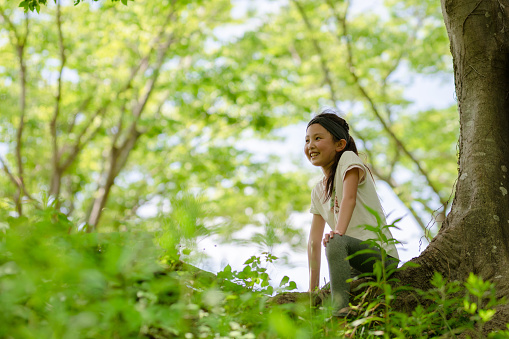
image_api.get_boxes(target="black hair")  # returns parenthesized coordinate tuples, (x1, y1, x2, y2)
(306, 109, 358, 202)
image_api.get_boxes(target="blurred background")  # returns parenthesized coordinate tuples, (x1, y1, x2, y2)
(0, 0, 458, 291)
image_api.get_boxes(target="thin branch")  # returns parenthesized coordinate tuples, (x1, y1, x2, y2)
(112, 2, 178, 148)
(0, 5, 21, 43)
(133, 35, 175, 120)
(86, 1, 179, 231)
(379, 13, 423, 116)
(0, 6, 32, 214)
(293, 0, 433, 230)
(61, 108, 107, 173)
(50, 0, 66, 196)
(112, 99, 128, 147)
(327, 1, 448, 208)
(109, 8, 174, 147)
(152, 92, 171, 121)
(0, 156, 22, 192)
(115, 33, 176, 173)
(112, 0, 177, 103)
(0, 155, 35, 203)
(67, 94, 94, 134)
(292, 0, 338, 102)
(65, 177, 76, 217)
(381, 49, 408, 122)
(356, 130, 427, 231)
(2, 9, 31, 215)
(78, 110, 107, 151)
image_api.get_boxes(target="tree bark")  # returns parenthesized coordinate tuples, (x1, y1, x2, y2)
(49, 0, 65, 200)
(395, 0, 509, 332)
(0, 7, 30, 215)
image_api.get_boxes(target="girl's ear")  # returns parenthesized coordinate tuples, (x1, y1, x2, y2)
(336, 139, 347, 152)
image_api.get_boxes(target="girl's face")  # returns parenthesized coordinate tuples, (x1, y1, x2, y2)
(304, 123, 345, 174)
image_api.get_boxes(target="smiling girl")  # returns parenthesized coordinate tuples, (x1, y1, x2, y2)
(304, 109, 399, 317)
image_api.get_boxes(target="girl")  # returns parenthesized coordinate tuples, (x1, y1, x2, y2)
(304, 109, 399, 317)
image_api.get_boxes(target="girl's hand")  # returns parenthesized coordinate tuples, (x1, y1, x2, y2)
(323, 230, 342, 247)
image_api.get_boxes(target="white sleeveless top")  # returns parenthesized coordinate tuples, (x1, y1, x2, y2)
(310, 151, 399, 259)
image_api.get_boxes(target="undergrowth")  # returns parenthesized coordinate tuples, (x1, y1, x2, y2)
(1, 199, 509, 338)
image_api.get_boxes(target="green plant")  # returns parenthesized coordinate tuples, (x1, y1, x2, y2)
(217, 252, 297, 295)
(342, 206, 404, 337)
(334, 208, 506, 338)
(463, 272, 500, 337)
(2, 199, 509, 338)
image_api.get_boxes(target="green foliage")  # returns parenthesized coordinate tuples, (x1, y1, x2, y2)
(0, 202, 303, 338)
(1, 0, 311, 245)
(19, 0, 130, 13)
(1, 204, 509, 338)
(1, 205, 162, 338)
(331, 209, 507, 338)
(217, 252, 297, 296)
(2, 0, 460, 245)
(0, 0, 504, 335)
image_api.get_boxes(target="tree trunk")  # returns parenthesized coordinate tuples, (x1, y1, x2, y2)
(394, 0, 509, 331)
(86, 129, 141, 231)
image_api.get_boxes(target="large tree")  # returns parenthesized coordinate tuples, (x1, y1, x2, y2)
(395, 0, 509, 331)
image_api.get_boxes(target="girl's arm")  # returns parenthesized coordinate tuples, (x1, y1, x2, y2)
(335, 168, 359, 234)
(323, 168, 360, 245)
(308, 213, 325, 292)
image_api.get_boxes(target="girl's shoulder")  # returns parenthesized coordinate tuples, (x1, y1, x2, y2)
(337, 151, 368, 183)
(339, 151, 363, 167)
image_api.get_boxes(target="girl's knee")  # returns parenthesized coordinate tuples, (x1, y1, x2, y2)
(329, 234, 347, 246)
(325, 235, 347, 257)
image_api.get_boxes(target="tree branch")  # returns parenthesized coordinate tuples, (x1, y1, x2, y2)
(86, 1, 179, 231)
(0, 5, 21, 43)
(0, 6, 32, 214)
(67, 94, 94, 134)
(0, 156, 22, 193)
(293, 0, 435, 230)
(109, 5, 176, 147)
(292, 0, 338, 102)
(60, 106, 107, 172)
(0, 155, 35, 204)
(327, 1, 448, 209)
(49, 0, 66, 197)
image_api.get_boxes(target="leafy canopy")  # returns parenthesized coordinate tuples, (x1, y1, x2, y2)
(19, 0, 128, 13)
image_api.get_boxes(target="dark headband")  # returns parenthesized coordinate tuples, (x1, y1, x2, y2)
(307, 116, 349, 142)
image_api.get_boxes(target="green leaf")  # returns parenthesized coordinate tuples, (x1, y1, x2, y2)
(286, 281, 297, 291)
(479, 309, 496, 323)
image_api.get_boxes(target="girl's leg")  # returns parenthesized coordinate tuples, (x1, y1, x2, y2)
(324, 235, 351, 312)
(325, 235, 396, 315)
